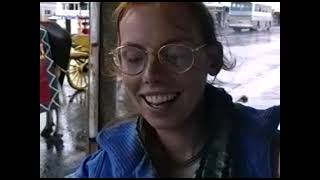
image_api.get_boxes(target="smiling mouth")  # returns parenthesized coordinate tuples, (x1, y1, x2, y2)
(142, 92, 180, 108)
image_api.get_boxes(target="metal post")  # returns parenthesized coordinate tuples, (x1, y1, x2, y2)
(65, 18, 71, 34)
(88, 2, 100, 153)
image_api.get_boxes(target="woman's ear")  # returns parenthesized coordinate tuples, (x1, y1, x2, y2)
(206, 43, 223, 76)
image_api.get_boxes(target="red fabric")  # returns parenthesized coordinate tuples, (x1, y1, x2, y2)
(82, 28, 89, 34)
(40, 61, 50, 104)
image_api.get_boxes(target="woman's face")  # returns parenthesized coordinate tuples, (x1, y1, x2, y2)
(119, 3, 214, 129)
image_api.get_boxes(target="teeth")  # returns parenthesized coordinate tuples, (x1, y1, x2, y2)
(145, 94, 177, 105)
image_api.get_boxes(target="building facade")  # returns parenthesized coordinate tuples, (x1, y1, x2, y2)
(204, 2, 231, 29)
(40, 2, 57, 21)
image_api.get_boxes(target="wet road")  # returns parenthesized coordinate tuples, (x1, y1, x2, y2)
(211, 26, 280, 109)
(40, 26, 280, 178)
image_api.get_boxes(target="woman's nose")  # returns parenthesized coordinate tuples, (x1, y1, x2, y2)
(142, 54, 167, 84)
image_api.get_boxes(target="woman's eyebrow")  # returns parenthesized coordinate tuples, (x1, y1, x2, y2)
(161, 38, 195, 46)
(121, 37, 195, 50)
(121, 42, 146, 50)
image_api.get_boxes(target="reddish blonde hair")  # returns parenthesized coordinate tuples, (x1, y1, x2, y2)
(107, 2, 235, 77)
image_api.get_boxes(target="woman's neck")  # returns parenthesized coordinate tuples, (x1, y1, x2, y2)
(148, 98, 209, 163)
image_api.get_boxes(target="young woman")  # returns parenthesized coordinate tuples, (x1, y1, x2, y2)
(70, 2, 280, 178)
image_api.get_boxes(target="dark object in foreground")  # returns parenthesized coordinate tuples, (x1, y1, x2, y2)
(236, 95, 248, 103)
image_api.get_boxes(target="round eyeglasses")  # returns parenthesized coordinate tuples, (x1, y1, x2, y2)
(110, 43, 207, 76)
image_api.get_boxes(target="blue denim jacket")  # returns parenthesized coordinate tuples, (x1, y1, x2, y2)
(69, 86, 280, 178)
